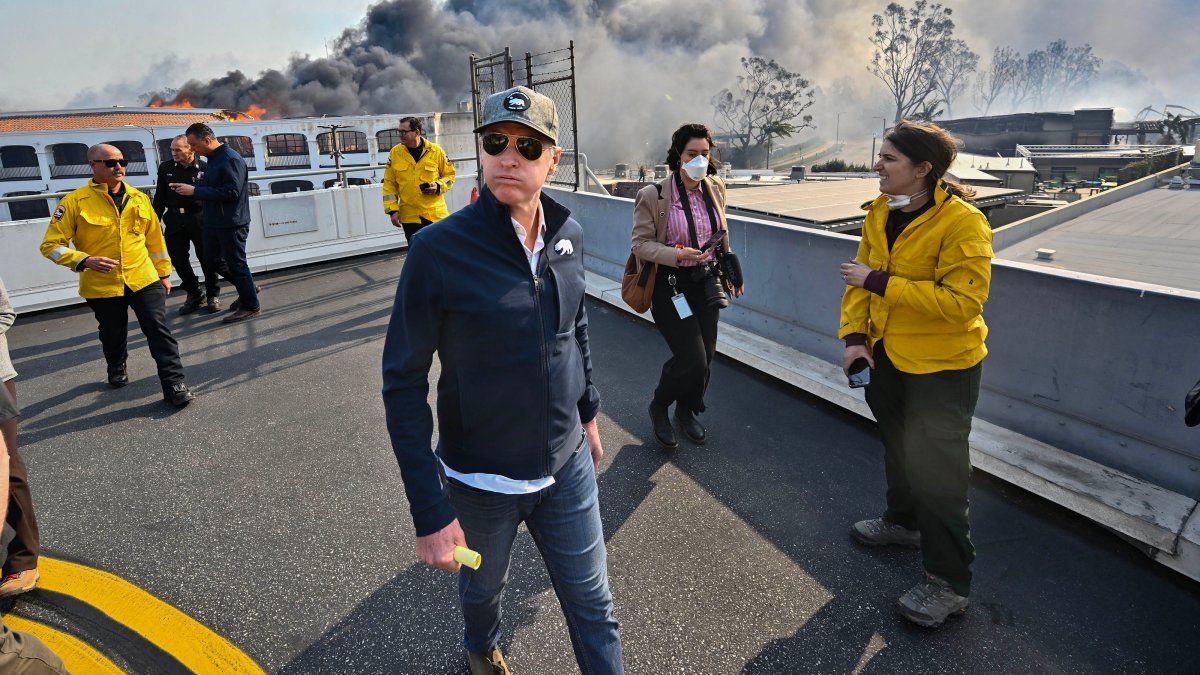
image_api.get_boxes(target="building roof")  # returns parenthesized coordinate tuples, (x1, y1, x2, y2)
(1016, 144, 1183, 160)
(946, 164, 1003, 184)
(723, 178, 1022, 229)
(0, 107, 241, 134)
(995, 186, 1200, 291)
(956, 151, 1037, 173)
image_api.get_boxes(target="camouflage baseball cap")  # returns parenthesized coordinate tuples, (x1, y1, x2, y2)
(474, 86, 558, 145)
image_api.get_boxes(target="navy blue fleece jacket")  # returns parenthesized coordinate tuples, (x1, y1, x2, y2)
(381, 186, 601, 536)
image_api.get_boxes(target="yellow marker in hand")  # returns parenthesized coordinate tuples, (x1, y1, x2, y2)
(454, 546, 482, 570)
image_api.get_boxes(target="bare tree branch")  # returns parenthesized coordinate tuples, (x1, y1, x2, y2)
(868, 0, 957, 122)
(933, 39, 978, 118)
(973, 46, 1021, 115)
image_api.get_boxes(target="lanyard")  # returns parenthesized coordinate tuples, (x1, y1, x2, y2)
(674, 172, 721, 249)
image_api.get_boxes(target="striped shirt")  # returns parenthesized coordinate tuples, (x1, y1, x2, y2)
(665, 179, 715, 268)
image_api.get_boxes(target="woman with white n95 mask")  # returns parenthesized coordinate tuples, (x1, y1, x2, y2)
(630, 123, 744, 451)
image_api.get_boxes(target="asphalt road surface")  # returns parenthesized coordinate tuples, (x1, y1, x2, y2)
(5, 251, 1198, 674)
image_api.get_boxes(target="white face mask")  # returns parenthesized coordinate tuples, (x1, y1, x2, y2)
(682, 155, 709, 181)
(885, 189, 928, 210)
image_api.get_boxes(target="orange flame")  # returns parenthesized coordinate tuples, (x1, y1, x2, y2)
(244, 104, 267, 120)
(148, 97, 194, 109)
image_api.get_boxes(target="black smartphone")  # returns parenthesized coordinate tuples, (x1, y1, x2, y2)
(699, 230, 724, 253)
(848, 357, 871, 388)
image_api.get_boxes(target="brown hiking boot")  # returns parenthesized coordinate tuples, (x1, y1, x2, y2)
(0, 569, 39, 598)
(897, 575, 969, 627)
(851, 517, 920, 547)
(466, 648, 511, 675)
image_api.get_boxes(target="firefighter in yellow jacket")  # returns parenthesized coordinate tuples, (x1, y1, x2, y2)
(40, 144, 194, 407)
(838, 121, 993, 629)
(382, 116, 455, 240)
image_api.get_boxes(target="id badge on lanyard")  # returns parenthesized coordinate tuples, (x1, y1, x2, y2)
(668, 273, 692, 319)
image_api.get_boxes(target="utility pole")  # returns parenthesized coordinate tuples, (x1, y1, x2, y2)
(318, 124, 346, 188)
(836, 111, 845, 144)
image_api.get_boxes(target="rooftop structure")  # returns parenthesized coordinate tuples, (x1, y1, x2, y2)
(0, 106, 249, 133)
(1016, 144, 1185, 160)
(722, 177, 1022, 232)
(996, 185, 1200, 291)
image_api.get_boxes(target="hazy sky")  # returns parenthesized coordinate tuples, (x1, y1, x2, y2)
(0, 0, 377, 111)
(1, 0, 1197, 129)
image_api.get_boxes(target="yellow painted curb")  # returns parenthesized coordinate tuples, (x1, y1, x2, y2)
(4, 614, 123, 674)
(39, 557, 264, 674)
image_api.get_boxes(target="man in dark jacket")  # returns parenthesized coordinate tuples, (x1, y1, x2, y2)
(170, 123, 261, 323)
(153, 135, 228, 314)
(382, 86, 623, 675)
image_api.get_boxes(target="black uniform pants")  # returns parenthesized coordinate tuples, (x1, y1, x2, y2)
(401, 217, 434, 241)
(0, 380, 39, 575)
(648, 265, 721, 415)
(164, 215, 228, 298)
(865, 342, 982, 597)
(85, 284, 185, 388)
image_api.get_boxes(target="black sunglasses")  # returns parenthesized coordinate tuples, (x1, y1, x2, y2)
(480, 132, 547, 161)
(93, 158, 129, 168)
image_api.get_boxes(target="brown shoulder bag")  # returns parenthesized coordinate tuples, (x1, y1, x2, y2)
(621, 254, 655, 313)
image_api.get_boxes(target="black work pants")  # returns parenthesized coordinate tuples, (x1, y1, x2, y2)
(401, 217, 434, 241)
(0, 380, 39, 575)
(85, 283, 185, 388)
(649, 265, 721, 415)
(163, 214, 229, 298)
(865, 342, 982, 597)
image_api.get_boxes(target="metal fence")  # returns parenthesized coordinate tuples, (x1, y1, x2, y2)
(469, 42, 580, 191)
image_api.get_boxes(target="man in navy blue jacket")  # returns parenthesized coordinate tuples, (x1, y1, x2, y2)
(382, 87, 623, 675)
(171, 123, 261, 323)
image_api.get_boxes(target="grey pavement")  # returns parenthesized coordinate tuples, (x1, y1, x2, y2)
(6, 251, 1199, 674)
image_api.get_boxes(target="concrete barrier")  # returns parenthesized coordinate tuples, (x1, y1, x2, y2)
(991, 163, 1187, 250)
(551, 186, 1200, 579)
(1, 180, 476, 312)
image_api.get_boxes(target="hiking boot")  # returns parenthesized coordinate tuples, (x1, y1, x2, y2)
(649, 402, 677, 449)
(674, 408, 707, 445)
(466, 648, 511, 675)
(164, 382, 195, 407)
(223, 308, 262, 324)
(229, 285, 261, 312)
(0, 569, 39, 598)
(851, 517, 920, 547)
(206, 295, 221, 313)
(897, 575, 969, 627)
(107, 361, 129, 388)
(179, 293, 204, 315)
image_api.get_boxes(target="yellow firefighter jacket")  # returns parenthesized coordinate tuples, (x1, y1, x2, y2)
(40, 181, 171, 299)
(838, 182, 994, 374)
(382, 139, 455, 223)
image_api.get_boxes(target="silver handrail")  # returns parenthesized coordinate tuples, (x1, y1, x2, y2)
(0, 155, 479, 205)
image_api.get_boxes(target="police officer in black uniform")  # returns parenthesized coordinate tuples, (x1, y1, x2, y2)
(153, 135, 228, 314)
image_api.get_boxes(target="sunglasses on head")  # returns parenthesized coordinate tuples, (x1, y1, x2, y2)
(480, 132, 548, 161)
(93, 158, 129, 168)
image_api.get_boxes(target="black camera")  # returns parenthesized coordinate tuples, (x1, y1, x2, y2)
(691, 262, 729, 309)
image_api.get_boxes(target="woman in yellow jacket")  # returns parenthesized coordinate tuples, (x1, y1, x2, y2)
(838, 120, 994, 628)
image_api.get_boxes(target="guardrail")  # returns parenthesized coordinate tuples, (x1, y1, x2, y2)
(0, 156, 478, 205)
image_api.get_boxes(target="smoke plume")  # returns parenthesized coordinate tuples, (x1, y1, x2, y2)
(140, 0, 1199, 168)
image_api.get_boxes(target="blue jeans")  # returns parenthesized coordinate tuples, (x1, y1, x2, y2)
(203, 225, 259, 311)
(445, 440, 624, 674)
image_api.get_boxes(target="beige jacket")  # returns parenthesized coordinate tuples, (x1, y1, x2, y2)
(631, 174, 732, 267)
